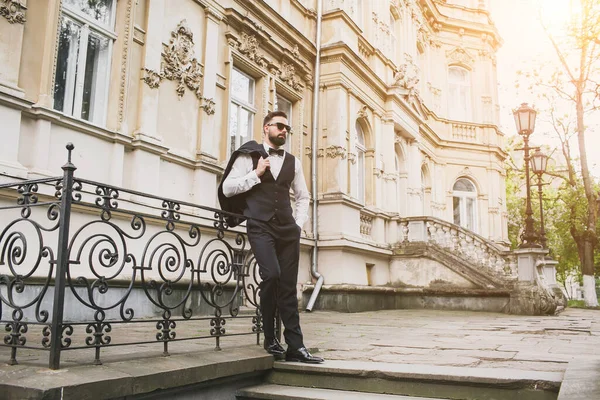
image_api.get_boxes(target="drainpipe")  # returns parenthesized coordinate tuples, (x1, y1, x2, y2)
(305, 0, 323, 312)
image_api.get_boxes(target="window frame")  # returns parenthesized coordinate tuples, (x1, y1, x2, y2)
(54, 0, 117, 125)
(452, 178, 478, 232)
(447, 66, 472, 121)
(229, 67, 258, 155)
(274, 94, 293, 152)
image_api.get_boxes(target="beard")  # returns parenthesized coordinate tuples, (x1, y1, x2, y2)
(269, 132, 286, 147)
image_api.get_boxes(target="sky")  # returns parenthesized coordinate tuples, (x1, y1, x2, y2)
(490, 0, 600, 178)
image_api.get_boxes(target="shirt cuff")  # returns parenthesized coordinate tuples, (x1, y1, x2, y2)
(246, 170, 261, 186)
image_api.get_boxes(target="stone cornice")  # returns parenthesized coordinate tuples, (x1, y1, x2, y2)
(421, 0, 502, 48)
(224, 7, 313, 77)
(291, 0, 317, 19)
(320, 42, 388, 100)
(230, 0, 317, 58)
(322, 9, 363, 36)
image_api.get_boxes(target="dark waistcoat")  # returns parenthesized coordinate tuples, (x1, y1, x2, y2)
(244, 152, 295, 224)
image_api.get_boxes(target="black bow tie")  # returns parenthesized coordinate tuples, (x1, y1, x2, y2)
(268, 148, 284, 157)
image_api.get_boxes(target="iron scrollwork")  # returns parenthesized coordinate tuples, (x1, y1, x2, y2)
(0, 145, 262, 369)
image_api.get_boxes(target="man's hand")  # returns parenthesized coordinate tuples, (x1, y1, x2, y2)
(255, 157, 270, 177)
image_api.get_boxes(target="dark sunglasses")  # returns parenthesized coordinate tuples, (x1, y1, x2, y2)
(266, 122, 292, 132)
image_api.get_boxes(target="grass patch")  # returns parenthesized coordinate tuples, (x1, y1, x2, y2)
(568, 300, 586, 308)
(567, 299, 600, 310)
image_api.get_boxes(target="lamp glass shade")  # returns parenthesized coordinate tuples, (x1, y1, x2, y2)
(530, 149, 548, 174)
(513, 103, 537, 135)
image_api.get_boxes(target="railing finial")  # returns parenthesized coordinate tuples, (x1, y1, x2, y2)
(66, 143, 74, 163)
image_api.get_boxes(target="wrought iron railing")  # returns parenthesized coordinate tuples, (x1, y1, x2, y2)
(0, 144, 262, 369)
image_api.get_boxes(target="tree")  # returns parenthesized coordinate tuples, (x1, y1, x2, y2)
(524, 0, 600, 306)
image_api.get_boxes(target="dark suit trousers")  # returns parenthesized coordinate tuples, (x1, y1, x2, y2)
(247, 217, 303, 350)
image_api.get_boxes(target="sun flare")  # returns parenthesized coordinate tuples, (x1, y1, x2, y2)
(536, 0, 575, 31)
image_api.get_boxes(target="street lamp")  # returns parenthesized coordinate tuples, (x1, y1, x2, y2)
(513, 102, 540, 248)
(531, 148, 549, 248)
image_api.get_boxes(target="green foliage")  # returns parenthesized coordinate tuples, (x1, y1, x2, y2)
(543, 180, 585, 285)
(505, 137, 526, 250)
(567, 300, 586, 308)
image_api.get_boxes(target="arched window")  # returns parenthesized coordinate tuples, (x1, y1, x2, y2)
(453, 178, 477, 232)
(356, 121, 366, 204)
(448, 66, 471, 121)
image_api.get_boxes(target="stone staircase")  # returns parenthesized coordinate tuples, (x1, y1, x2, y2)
(236, 360, 561, 400)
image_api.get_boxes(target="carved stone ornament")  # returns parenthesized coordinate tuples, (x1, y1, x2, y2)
(383, 173, 397, 182)
(446, 47, 474, 68)
(0, 0, 25, 24)
(142, 69, 162, 89)
(348, 152, 357, 164)
(357, 105, 369, 120)
(305, 146, 313, 159)
(279, 62, 301, 91)
(326, 145, 346, 159)
(142, 20, 215, 115)
(291, 44, 300, 59)
(239, 32, 259, 60)
(201, 98, 216, 115)
(391, 55, 420, 97)
(236, 32, 268, 67)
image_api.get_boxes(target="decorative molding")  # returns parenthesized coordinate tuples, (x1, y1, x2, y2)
(163, 21, 203, 99)
(0, 0, 25, 24)
(291, 44, 300, 59)
(305, 146, 312, 159)
(357, 105, 368, 120)
(118, 0, 134, 127)
(348, 152, 357, 164)
(142, 20, 215, 115)
(382, 173, 397, 182)
(446, 47, 475, 68)
(142, 68, 162, 88)
(326, 145, 346, 159)
(239, 32, 260, 61)
(201, 98, 216, 115)
(391, 54, 420, 97)
(279, 61, 301, 91)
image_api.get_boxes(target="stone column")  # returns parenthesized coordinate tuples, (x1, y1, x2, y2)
(407, 140, 422, 215)
(17, 0, 61, 106)
(380, 117, 395, 211)
(321, 85, 348, 194)
(135, 0, 165, 143)
(196, 6, 221, 161)
(0, 0, 25, 96)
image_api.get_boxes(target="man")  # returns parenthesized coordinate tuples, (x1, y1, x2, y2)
(218, 111, 323, 364)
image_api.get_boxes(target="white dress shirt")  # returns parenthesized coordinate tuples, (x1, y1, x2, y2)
(222, 143, 310, 228)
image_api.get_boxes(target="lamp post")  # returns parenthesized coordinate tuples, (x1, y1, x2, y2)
(531, 148, 549, 249)
(513, 103, 540, 248)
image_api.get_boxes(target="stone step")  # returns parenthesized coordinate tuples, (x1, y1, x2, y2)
(265, 360, 562, 400)
(236, 383, 444, 399)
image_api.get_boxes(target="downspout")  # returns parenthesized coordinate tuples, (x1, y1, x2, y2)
(305, 0, 323, 312)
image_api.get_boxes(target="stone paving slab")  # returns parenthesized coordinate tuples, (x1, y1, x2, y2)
(0, 308, 599, 398)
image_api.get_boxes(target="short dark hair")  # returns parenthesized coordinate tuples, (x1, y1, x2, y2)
(263, 110, 288, 127)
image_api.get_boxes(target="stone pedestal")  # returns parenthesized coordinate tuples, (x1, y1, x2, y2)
(509, 249, 562, 315)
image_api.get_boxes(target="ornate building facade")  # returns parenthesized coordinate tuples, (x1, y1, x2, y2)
(0, 0, 509, 305)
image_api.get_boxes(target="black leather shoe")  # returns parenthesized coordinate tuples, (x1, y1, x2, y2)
(285, 347, 324, 364)
(264, 338, 285, 360)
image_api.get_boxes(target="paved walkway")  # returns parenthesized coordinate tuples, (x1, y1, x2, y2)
(1, 308, 599, 398)
(302, 308, 600, 374)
